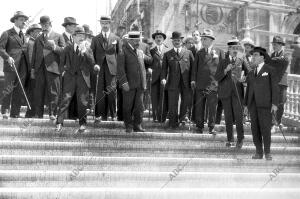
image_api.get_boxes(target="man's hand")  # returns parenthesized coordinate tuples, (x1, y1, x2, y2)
(161, 79, 166, 86)
(30, 69, 35, 79)
(122, 82, 130, 91)
(271, 104, 278, 114)
(224, 64, 233, 74)
(191, 81, 196, 90)
(147, 68, 153, 74)
(244, 106, 248, 116)
(94, 64, 100, 72)
(7, 57, 15, 67)
(46, 40, 56, 50)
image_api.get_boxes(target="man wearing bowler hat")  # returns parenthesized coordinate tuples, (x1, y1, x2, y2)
(117, 31, 152, 133)
(56, 26, 95, 133)
(244, 47, 278, 160)
(0, 11, 29, 119)
(61, 17, 79, 120)
(267, 36, 289, 129)
(91, 16, 121, 122)
(32, 15, 65, 119)
(149, 30, 169, 122)
(161, 31, 194, 128)
(191, 29, 224, 134)
(24, 23, 42, 118)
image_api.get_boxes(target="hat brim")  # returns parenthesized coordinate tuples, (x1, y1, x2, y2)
(152, 33, 166, 40)
(243, 42, 255, 47)
(73, 32, 87, 36)
(201, 35, 215, 40)
(271, 41, 285, 46)
(39, 21, 52, 24)
(62, 22, 78, 27)
(250, 49, 270, 59)
(171, 36, 184, 40)
(10, 15, 29, 23)
(26, 27, 42, 35)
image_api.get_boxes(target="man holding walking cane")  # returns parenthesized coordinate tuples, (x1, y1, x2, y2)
(0, 11, 30, 119)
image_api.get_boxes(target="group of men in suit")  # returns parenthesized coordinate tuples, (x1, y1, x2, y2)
(0, 10, 290, 160)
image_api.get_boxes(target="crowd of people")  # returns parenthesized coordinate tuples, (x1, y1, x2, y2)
(0, 11, 291, 160)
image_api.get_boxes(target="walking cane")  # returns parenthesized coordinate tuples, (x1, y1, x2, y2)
(12, 62, 31, 110)
(148, 73, 152, 121)
(94, 68, 100, 121)
(272, 112, 287, 143)
(189, 89, 195, 131)
(160, 84, 165, 125)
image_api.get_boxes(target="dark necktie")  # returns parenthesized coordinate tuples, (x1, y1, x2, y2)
(177, 49, 179, 56)
(19, 31, 24, 43)
(70, 36, 73, 43)
(76, 46, 80, 55)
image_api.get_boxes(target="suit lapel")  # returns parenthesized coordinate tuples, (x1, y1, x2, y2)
(257, 64, 267, 77)
(10, 28, 23, 47)
(96, 34, 105, 49)
(126, 44, 138, 59)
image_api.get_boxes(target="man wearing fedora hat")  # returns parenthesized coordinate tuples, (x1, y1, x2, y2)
(24, 23, 42, 118)
(267, 36, 289, 129)
(117, 31, 152, 133)
(0, 11, 29, 119)
(290, 36, 300, 75)
(161, 31, 194, 128)
(32, 15, 65, 119)
(56, 26, 96, 132)
(91, 16, 121, 122)
(191, 29, 224, 134)
(61, 17, 78, 120)
(149, 30, 169, 122)
(244, 46, 278, 160)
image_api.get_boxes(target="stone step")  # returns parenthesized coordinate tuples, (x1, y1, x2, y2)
(0, 155, 299, 173)
(1, 170, 299, 188)
(0, 187, 299, 199)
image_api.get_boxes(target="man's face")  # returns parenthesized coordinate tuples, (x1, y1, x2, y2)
(73, 33, 85, 45)
(252, 52, 264, 65)
(14, 17, 27, 29)
(172, 38, 183, 48)
(154, 35, 164, 46)
(65, 24, 77, 34)
(31, 29, 41, 39)
(192, 31, 201, 43)
(185, 40, 194, 49)
(128, 39, 140, 49)
(229, 45, 239, 57)
(100, 21, 111, 32)
(244, 44, 254, 55)
(117, 28, 126, 37)
(272, 43, 283, 52)
(41, 22, 52, 33)
(201, 37, 213, 48)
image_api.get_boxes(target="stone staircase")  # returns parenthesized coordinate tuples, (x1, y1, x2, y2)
(0, 107, 299, 199)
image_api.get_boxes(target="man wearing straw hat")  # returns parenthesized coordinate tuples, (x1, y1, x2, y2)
(56, 26, 95, 133)
(91, 16, 121, 122)
(24, 23, 42, 118)
(32, 15, 65, 120)
(0, 11, 29, 119)
(117, 31, 152, 133)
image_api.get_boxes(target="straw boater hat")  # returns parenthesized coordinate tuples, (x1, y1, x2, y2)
(152, 30, 166, 40)
(127, 31, 141, 40)
(26, 24, 42, 35)
(99, 16, 112, 22)
(62, 17, 78, 27)
(227, 37, 240, 46)
(201, 29, 215, 40)
(10, 11, 29, 23)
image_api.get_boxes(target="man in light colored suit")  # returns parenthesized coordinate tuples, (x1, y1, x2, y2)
(32, 16, 65, 119)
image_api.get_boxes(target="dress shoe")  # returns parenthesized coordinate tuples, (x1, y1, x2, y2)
(236, 140, 244, 149)
(265, 153, 272, 161)
(252, 153, 263, 159)
(134, 125, 145, 132)
(225, 142, 233, 147)
(55, 124, 63, 132)
(180, 117, 189, 125)
(2, 110, 9, 119)
(49, 115, 56, 120)
(94, 117, 101, 123)
(209, 127, 216, 135)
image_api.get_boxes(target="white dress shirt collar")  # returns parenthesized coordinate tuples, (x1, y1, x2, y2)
(174, 47, 182, 54)
(257, 62, 265, 74)
(13, 25, 21, 34)
(128, 43, 135, 51)
(102, 30, 110, 38)
(64, 32, 72, 40)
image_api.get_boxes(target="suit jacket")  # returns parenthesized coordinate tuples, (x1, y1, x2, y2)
(139, 42, 153, 69)
(215, 52, 248, 99)
(63, 44, 95, 88)
(0, 28, 29, 72)
(191, 47, 224, 91)
(161, 48, 194, 90)
(244, 63, 279, 108)
(117, 43, 151, 90)
(267, 50, 289, 86)
(290, 46, 300, 75)
(32, 31, 65, 75)
(62, 32, 73, 46)
(150, 44, 169, 84)
(26, 37, 35, 69)
(90, 32, 121, 76)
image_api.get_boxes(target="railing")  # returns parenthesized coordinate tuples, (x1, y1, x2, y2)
(283, 74, 300, 127)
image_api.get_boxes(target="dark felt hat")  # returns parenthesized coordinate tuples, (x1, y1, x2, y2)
(170, 31, 184, 40)
(39, 15, 52, 24)
(10, 11, 29, 23)
(62, 17, 78, 27)
(26, 23, 42, 35)
(250, 46, 270, 59)
(271, 36, 285, 46)
(152, 30, 166, 40)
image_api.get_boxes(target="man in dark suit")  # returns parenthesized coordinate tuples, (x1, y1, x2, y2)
(267, 36, 289, 128)
(91, 16, 121, 122)
(149, 30, 169, 122)
(161, 31, 194, 128)
(56, 26, 95, 132)
(290, 36, 300, 75)
(25, 24, 42, 118)
(215, 38, 248, 148)
(0, 11, 29, 118)
(244, 47, 278, 161)
(61, 17, 78, 120)
(32, 16, 65, 119)
(191, 29, 224, 134)
(117, 31, 152, 133)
